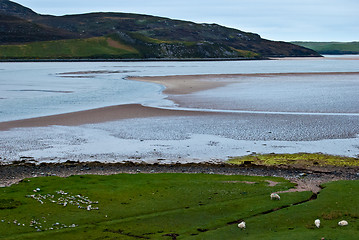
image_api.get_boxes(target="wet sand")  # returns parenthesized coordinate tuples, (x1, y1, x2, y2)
(129, 72, 359, 95)
(128, 75, 232, 95)
(0, 104, 214, 131)
(1, 71, 358, 131)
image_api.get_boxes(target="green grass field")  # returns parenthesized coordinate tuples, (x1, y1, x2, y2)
(0, 37, 140, 59)
(292, 41, 359, 55)
(0, 173, 358, 239)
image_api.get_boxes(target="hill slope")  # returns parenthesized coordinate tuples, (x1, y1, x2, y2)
(0, 0, 37, 19)
(0, 37, 140, 59)
(0, 14, 77, 44)
(0, 0, 320, 59)
(293, 41, 359, 55)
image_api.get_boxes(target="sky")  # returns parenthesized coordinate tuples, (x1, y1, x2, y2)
(13, 0, 359, 42)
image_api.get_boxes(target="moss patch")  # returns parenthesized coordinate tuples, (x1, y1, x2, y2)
(228, 153, 359, 167)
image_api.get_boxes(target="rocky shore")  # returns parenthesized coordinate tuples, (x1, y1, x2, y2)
(1, 161, 358, 193)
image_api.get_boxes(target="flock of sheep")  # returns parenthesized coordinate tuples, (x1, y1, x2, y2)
(2, 188, 100, 232)
(2, 187, 352, 235)
(26, 188, 99, 211)
(237, 193, 349, 230)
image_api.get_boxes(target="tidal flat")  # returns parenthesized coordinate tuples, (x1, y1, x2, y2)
(0, 56, 359, 163)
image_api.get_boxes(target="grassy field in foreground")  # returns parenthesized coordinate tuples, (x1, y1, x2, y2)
(0, 37, 140, 59)
(0, 173, 358, 239)
(228, 153, 359, 167)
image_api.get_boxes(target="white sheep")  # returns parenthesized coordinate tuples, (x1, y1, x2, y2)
(315, 219, 320, 228)
(270, 193, 280, 200)
(238, 221, 246, 229)
(338, 220, 348, 226)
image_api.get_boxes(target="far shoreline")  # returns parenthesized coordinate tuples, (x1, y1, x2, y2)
(0, 55, 327, 63)
(0, 57, 264, 63)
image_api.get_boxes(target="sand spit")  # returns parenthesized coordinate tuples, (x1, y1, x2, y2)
(0, 104, 215, 131)
(128, 72, 359, 95)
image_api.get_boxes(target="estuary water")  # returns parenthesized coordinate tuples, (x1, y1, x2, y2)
(0, 56, 359, 163)
(1, 56, 359, 122)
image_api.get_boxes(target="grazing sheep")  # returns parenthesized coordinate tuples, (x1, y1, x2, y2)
(315, 219, 320, 228)
(238, 221, 246, 229)
(270, 193, 280, 200)
(338, 220, 348, 226)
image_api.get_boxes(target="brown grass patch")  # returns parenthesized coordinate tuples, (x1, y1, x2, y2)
(106, 38, 138, 52)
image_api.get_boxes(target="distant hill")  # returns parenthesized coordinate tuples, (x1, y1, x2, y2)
(292, 41, 359, 55)
(0, 14, 77, 44)
(0, 0, 37, 19)
(0, 0, 320, 60)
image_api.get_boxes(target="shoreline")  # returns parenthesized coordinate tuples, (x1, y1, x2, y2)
(1, 161, 358, 192)
(0, 57, 265, 63)
(0, 55, 333, 63)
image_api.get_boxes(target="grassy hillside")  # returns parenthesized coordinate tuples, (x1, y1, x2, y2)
(0, 14, 76, 44)
(292, 41, 359, 55)
(0, 173, 358, 239)
(0, 0, 321, 58)
(0, 37, 140, 59)
(0, 34, 260, 59)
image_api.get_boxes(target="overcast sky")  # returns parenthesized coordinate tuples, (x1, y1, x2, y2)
(14, 0, 358, 42)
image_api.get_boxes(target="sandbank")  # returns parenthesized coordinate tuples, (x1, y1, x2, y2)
(2, 71, 358, 131)
(0, 104, 213, 131)
(128, 72, 359, 95)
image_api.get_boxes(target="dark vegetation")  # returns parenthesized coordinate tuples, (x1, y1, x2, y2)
(0, 0, 320, 59)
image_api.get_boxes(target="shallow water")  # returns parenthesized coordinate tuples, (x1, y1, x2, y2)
(1, 57, 359, 121)
(1, 57, 359, 163)
(173, 73, 359, 113)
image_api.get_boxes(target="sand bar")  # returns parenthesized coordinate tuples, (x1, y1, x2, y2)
(128, 72, 359, 95)
(2, 71, 358, 131)
(0, 104, 214, 131)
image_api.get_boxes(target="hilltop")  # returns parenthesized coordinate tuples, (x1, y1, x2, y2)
(0, 0, 320, 60)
